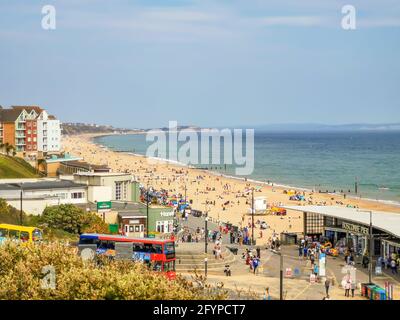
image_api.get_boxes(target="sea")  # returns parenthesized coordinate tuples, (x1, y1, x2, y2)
(94, 131, 400, 206)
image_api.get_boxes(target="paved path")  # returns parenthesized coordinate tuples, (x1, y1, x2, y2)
(177, 215, 400, 300)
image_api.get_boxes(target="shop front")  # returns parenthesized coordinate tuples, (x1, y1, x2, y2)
(139, 206, 175, 235)
(118, 212, 147, 238)
(381, 239, 400, 259)
(302, 211, 381, 257)
(323, 218, 381, 257)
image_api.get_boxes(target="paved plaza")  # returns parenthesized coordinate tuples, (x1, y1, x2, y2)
(177, 215, 400, 300)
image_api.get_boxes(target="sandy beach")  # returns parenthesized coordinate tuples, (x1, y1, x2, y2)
(62, 133, 400, 245)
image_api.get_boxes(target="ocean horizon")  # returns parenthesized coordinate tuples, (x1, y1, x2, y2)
(94, 130, 400, 206)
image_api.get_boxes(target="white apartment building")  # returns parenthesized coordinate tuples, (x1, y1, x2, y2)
(37, 110, 61, 153)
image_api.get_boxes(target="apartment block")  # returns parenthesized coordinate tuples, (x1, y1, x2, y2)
(0, 106, 61, 157)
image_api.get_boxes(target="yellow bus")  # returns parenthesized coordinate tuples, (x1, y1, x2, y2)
(0, 224, 43, 243)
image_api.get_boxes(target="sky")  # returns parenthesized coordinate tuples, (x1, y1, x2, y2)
(0, 0, 399, 129)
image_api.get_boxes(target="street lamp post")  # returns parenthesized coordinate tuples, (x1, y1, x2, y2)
(358, 209, 373, 284)
(19, 184, 23, 225)
(279, 252, 283, 300)
(369, 210, 373, 283)
(205, 215, 209, 277)
(251, 188, 255, 245)
(146, 181, 151, 238)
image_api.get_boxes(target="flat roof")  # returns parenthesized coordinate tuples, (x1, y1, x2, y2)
(76, 201, 145, 212)
(73, 172, 132, 177)
(283, 205, 400, 238)
(46, 156, 83, 163)
(61, 161, 110, 170)
(0, 180, 87, 191)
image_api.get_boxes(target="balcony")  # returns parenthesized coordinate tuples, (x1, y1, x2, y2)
(16, 126, 26, 131)
(16, 133, 25, 138)
(16, 141, 26, 146)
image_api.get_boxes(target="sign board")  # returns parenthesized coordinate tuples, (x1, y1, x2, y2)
(285, 268, 292, 277)
(294, 268, 301, 277)
(375, 266, 382, 276)
(97, 201, 112, 210)
(310, 274, 316, 284)
(341, 222, 369, 235)
(160, 211, 175, 217)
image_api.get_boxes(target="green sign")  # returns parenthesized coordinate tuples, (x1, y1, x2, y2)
(97, 201, 112, 210)
(148, 234, 155, 238)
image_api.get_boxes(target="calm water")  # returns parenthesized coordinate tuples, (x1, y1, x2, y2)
(95, 131, 400, 204)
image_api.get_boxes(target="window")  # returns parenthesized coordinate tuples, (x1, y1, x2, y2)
(9, 230, 19, 239)
(156, 221, 172, 233)
(28, 130, 31, 134)
(0, 228, 7, 237)
(123, 182, 128, 199)
(115, 182, 122, 200)
(33, 137, 36, 142)
(163, 261, 175, 272)
(20, 231, 30, 242)
(164, 242, 175, 254)
(305, 212, 324, 235)
(71, 192, 84, 199)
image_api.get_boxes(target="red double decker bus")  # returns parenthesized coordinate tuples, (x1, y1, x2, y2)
(79, 234, 176, 279)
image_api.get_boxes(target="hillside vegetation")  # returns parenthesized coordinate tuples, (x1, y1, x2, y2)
(0, 155, 39, 178)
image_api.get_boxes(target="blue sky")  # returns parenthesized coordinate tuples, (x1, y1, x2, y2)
(0, 0, 399, 128)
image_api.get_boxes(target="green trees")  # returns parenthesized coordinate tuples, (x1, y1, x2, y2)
(0, 198, 25, 224)
(40, 204, 108, 234)
(0, 241, 226, 300)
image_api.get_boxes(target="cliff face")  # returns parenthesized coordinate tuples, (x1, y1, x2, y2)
(61, 123, 132, 135)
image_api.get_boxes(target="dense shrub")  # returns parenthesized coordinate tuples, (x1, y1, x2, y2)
(0, 241, 226, 300)
(0, 198, 27, 225)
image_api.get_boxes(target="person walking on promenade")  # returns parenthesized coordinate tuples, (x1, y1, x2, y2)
(303, 246, 308, 259)
(313, 264, 319, 278)
(390, 258, 398, 274)
(351, 282, 356, 297)
(253, 257, 260, 275)
(310, 253, 315, 267)
(256, 247, 261, 258)
(344, 279, 351, 297)
(324, 277, 331, 297)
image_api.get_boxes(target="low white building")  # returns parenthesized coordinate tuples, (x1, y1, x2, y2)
(73, 172, 140, 202)
(0, 180, 88, 215)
